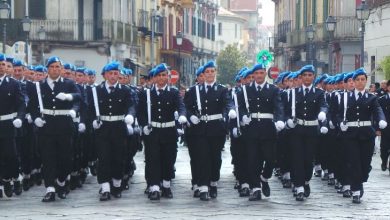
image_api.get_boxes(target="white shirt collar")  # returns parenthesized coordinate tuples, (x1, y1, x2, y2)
(205, 81, 216, 88)
(155, 84, 167, 91)
(254, 81, 266, 89)
(302, 84, 313, 91)
(0, 74, 5, 82)
(354, 89, 365, 99)
(105, 81, 118, 92)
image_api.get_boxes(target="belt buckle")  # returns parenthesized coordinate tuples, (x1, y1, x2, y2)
(256, 112, 261, 121)
(205, 114, 208, 123)
(52, 110, 56, 116)
(357, 121, 361, 127)
(162, 122, 166, 128)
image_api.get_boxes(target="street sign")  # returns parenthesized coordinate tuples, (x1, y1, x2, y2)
(268, 66, 280, 79)
(170, 70, 179, 84)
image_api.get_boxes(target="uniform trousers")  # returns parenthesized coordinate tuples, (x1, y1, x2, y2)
(290, 128, 317, 187)
(0, 138, 18, 180)
(245, 137, 276, 188)
(231, 135, 249, 185)
(144, 129, 177, 187)
(197, 136, 225, 187)
(20, 123, 34, 176)
(380, 133, 390, 166)
(344, 138, 374, 192)
(186, 133, 199, 186)
(39, 134, 73, 187)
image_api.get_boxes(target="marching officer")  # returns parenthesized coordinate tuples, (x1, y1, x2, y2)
(30, 56, 81, 202)
(0, 54, 26, 198)
(185, 61, 236, 201)
(237, 63, 285, 201)
(184, 65, 205, 197)
(286, 65, 329, 201)
(90, 62, 136, 201)
(379, 80, 390, 174)
(338, 68, 386, 204)
(138, 63, 187, 200)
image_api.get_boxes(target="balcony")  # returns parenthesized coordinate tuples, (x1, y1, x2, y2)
(277, 20, 291, 43)
(0, 19, 138, 45)
(137, 9, 164, 37)
(138, 9, 149, 33)
(287, 17, 360, 48)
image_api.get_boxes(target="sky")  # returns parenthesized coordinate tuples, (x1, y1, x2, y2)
(259, 0, 275, 26)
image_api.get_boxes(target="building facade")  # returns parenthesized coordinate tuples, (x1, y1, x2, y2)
(216, 7, 247, 52)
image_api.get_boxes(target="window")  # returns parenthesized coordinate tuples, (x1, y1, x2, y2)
(192, 16, 197, 35)
(218, 22, 222, 36)
(198, 18, 202, 37)
(29, 0, 45, 19)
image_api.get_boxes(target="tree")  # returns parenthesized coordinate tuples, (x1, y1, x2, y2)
(216, 44, 248, 85)
(381, 56, 390, 80)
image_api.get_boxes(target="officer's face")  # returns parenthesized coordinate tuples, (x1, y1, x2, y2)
(13, 66, 24, 80)
(35, 72, 45, 81)
(155, 71, 169, 88)
(0, 61, 7, 76)
(301, 71, 314, 86)
(88, 75, 96, 84)
(104, 70, 120, 85)
(6, 63, 13, 75)
(62, 70, 74, 80)
(75, 72, 85, 84)
(354, 75, 367, 91)
(23, 69, 35, 81)
(48, 62, 62, 80)
(197, 73, 205, 84)
(253, 69, 266, 84)
(118, 74, 126, 85)
(204, 67, 216, 84)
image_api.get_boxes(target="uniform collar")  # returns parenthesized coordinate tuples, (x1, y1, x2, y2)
(302, 84, 313, 91)
(47, 76, 61, 84)
(254, 81, 266, 89)
(105, 81, 119, 91)
(155, 84, 167, 91)
(354, 89, 366, 99)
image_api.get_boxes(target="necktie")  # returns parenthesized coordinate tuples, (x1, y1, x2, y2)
(207, 85, 212, 93)
(257, 86, 261, 92)
(109, 86, 115, 93)
(358, 92, 363, 100)
(305, 88, 309, 96)
(52, 81, 57, 90)
(158, 89, 163, 95)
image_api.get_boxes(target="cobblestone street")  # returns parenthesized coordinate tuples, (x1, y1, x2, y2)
(1, 141, 390, 220)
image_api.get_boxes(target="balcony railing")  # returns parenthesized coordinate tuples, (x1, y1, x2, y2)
(287, 17, 360, 47)
(0, 19, 138, 45)
(277, 20, 291, 43)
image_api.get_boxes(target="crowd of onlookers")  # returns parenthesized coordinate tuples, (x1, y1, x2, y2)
(369, 80, 388, 96)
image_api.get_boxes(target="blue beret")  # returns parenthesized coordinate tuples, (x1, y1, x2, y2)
(153, 63, 169, 76)
(319, 74, 329, 83)
(34, 65, 47, 73)
(286, 72, 295, 80)
(323, 77, 331, 85)
(0, 53, 6, 61)
(237, 67, 248, 76)
(334, 73, 345, 83)
(76, 67, 86, 74)
(6, 57, 14, 64)
(13, 59, 24, 67)
(46, 56, 62, 67)
(27, 65, 35, 71)
(251, 63, 266, 72)
(196, 66, 204, 77)
(102, 61, 121, 75)
(85, 69, 96, 76)
(63, 63, 72, 70)
(280, 71, 290, 82)
(203, 61, 217, 70)
(241, 68, 254, 78)
(352, 68, 367, 79)
(313, 77, 320, 86)
(299, 65, 315, 75)
(148, 68, 156, 77)
(234, 74, 241, 82)
(124, 68, 133, 76)
(343, 72, 354, 83)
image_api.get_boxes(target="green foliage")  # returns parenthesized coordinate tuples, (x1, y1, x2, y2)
(216, 44, 248, 85)
(381, 56, 390, 80)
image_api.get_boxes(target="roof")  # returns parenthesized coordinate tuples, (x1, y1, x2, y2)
(218, 7, 247, 21)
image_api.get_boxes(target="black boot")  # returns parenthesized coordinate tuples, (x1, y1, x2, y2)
(13, 180, 22, 196)
(161, 187, 173, 199)
(42, 192, 55, 202)
(23, 178, 30, 191)
(3, 181, 13, 197)
(210, 186, 217, 198)
(111, 186, 122, 198)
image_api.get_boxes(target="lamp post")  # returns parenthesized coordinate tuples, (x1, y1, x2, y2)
(21, 15, 31, 64)
(38, 25, 46, 65)
(176, 31, 183, 87)
(326, 16, 336, 74)
(0, 0, 10, 53)
(306, 24, 315, 67)
(356, 0, 370, 67)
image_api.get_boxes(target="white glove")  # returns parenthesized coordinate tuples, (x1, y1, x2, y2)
(232, 127, 239, 138)
(190, 115, 200, 125)
(13, 119, 22, 128)
(56, 92, 73, 101)
(329, 120, 335, 129)
(320, 126, 328, 134)
(228, 110, 237, 119)
(78, 123, 86, 133)
(26, 114, 33, 124)
(143, 126, 152, 135)
(125, 115, 134, 125)
(127, 124, 134, 135)
(287, 119, 296, 128)
(178, 115, 187, 124)
(275, 121, 285, 132)
(92, 120, 102, 129)
(177, 128, 185, 135)
(318, 112, 326, 122)
(340, 123, 348, 132)
(242, 115, 251, 125)
(69, 110, 77, 119)
(379, 120, 388, 129)
(34, 117, 45, 128)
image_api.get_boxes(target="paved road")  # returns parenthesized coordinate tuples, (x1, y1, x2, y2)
(1, 140, 390, 220)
